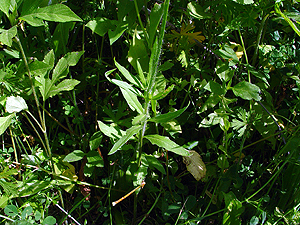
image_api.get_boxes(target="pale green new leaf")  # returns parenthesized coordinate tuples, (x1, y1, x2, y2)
(231, 81, 261, 101)
(0, 26, 17, 47)
(120, 88, 144, 114)
(20, 4, 82, 23)
(144, 134, 190, 156)
(149, 105, 188, 123)
(0, 114, 14, 136)
(43, 49, 55, 69)
(111, 79, 142, 97)
(108, 125, 142, 155)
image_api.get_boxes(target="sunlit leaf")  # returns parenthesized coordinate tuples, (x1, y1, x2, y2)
(183, 150, 206, 181)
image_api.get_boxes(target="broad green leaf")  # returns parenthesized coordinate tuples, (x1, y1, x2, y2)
(42, 216, 56, 225)
(89, 131, 102, 150)
(187, 2, 212, 20)
(108, 125, 142, 155)
(97, 121, 125, 139)
(6, 96, 28, 113)
(199, 94, 222, 113)
(65, 51, 84, 66)
(4, 205, 18, 217)
(204, 80, 225, 94)
(86, 17, 113, 36)
(151, 84, 175, 100)
(114, 59, 141, 88)
(52, 57, 68, 83)
(108, 21, 127, 45)
(86, 151, 104, 167)
(0, 0, 10, 17)
(20, 4, 82, 23)
(217, 154, 229, 170)
(63, 150, 85, 162)
(120, 88, 144, 114)
(47, 79, 80, 99)
(231, 81, 261, 101)
(0, 26, 17, 47)
(142, 153, 166, 174)
(21, 206, 33, 220)
(29, 61, 52, 76)
(43, 50, 55, 69)
(148, 3, 163, 47)
(21, 0, 44, 16)
(149, 105, 188, 123)
(144, 134, 190, 156)
(0, 195, 9, 208)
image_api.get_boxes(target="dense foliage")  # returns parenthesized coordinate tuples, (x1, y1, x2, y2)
(0, 0, 300, 224)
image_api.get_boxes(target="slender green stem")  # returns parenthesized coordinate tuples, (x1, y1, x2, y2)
(201, 177, 220, 217)
(237, 28, 250, 83)
(133, 0, 150, 47)
(15, 36, 43, 125)
(252, 14, 269, 65)
(138, 192, 161, 225)
(9, 127, 18, 163)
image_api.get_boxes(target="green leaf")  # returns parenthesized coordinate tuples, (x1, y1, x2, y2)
(120, 88, 144, 114)
(6, 96, 28, 113)
(0, 26, 17, 47)
(48, 79, 80, 98)
(20, 4, 82, 23)
(4, 205, 18, 217)
(148, 3, 163, 47)
(151, 84, 175, 100)
(86, 151, 104, 167)
(65, 51, 84, 66)
(42, 216, 56, 225)
(0, 0, 10, 17)
(21, 206, 33, 220)
(108, 21, 127, 45)
(63, 150, 85, 163)
(217, 154, 229, 170)
(52, 57, 68, 83)
(108, 125, 142, 155)
(29, 60, 52, 76)
(142, 153, 166, 174)
(114, 59, 141, 88)
(43, 49, 55, 69)
(144, 134, 190, 156)
(149, 105, 188, 123)
(231, 81, 261, 101)
(187, 2, 212, 20)
(86, 17, 113, 36)
(89, 131, 102, 150)
(97, 121, 125, 139)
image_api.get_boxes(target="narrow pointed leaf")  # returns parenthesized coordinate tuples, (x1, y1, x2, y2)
(149, 104, 188, 123)
(144, 134, 190, 156)
(120, 88, 144, 114)
(114, 59, 141, 88)
(108, 125, 142, 155)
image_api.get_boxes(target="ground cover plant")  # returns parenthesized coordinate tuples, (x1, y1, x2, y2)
(0, 0, 300, 224)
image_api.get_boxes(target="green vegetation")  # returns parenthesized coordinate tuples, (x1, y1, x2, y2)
(1, 0, 300, 224)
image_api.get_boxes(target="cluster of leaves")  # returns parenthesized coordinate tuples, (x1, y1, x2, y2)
(1, 0, 300, 224)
